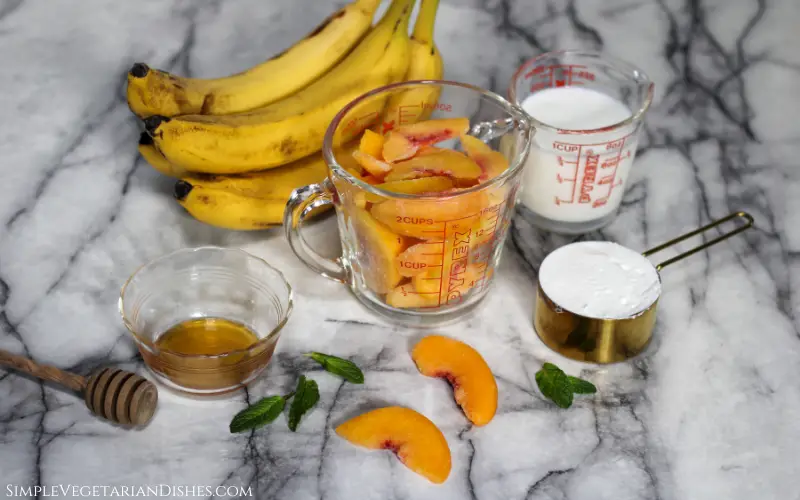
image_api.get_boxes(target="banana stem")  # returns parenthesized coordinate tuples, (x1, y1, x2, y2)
(355, 0, 383, 12)
(412, 0, 439, 44)
(380, 0, 416, 30)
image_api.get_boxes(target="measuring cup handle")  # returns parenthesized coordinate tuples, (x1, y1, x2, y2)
(283, 179, 348, 283)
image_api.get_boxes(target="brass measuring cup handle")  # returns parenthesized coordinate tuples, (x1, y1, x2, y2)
(642, 211, 754, 270)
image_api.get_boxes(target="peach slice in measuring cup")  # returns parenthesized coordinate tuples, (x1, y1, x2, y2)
(460, 135, 510, 182)
(359, 129, 385, 159)
(382, 118, 470, 162)
(384, 149, 483, 183)
(370, 189, 489, 240)
(354, 176, 454, 209)
(395, 242, 445, 277)
(352, 151, 393, 178)
(350, 207, 408, 294)
(413, 260, 486, 301)
(385, 282, 440, 309)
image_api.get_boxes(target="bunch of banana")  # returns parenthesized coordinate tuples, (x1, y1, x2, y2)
(130, 0, 445, 231)
(127, 0, 382, 118)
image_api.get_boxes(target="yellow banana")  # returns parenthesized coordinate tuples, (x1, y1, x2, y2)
(126, 0, 381, 118)
(383, 0, 443, 125)
(173, 152, 330, 230)
(148, 0, 415, 175)
(137, 133, 184, 177)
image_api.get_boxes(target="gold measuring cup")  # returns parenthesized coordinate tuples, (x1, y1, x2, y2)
(534, 211, 754, 364)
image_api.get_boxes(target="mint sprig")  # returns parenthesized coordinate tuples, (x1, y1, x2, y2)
(288, 375, 320, 432)
(229, 394, 290, 433)
(229, 351, 363, 434)
(535, 363, 596, 408)
(305, 352, 364, 384)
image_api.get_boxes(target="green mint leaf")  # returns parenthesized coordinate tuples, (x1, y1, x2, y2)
(535, 363, 574, 409)
(306, 352, 364, 384)
(568, 376, 597, 394)
(288, 375, 320, 432)
(229, 395, 286, 433)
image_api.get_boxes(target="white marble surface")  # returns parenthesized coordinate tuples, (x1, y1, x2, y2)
(1, 0, 800, 499)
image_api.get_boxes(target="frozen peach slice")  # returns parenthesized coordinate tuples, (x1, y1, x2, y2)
(336, 406, 452, 484)
(359, 129, 385, 159)
(395, 242, 445, 277)
(384, 150, 483, 183)
(382, 118, 471, 162)
(351, 208, 407, 293)
(411, 335, 498, 426)
(370, 190, 488, 240)
(386, 283, 440, 309)
(353, 150, 392, 178)
(460, 135, 510, 182)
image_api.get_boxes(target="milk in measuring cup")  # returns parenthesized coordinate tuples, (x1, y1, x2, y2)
(519, 86, 638, 229)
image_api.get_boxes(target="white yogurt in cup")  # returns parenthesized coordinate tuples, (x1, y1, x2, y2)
(509, 51, 654, 234)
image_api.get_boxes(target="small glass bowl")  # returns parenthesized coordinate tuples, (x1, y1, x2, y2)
(119, 247, 293, 396)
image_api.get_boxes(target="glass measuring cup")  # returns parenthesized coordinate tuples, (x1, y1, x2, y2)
(534, 212, 753, 364)
(284, 81, 532, 326)
(509, 50, 654, 234)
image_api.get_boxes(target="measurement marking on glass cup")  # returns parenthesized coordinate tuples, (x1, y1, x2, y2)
(553, 132, 635, 207)
(524, 64, 597, 92)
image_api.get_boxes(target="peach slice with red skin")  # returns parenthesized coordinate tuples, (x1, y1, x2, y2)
(352, 150, 393, 178)
(384, 149, 482, 183)
(460, 135, 510, 182)
(335, 406, 452, 484)
(411, 335, 498, 426)
(354, 176, 454, 209)
(382, 118, 471, 162)
(351, 207, 408, 293)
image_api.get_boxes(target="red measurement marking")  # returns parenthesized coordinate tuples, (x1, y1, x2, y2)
(381, 120, 395, 134)
(524, 64, 595, 92)
(555, 144, 581, 205)
(578, 151, 599, 204)
(344, 111, 380, 132)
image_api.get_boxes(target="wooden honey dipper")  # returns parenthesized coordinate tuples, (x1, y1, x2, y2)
(0, 349, 157, 427)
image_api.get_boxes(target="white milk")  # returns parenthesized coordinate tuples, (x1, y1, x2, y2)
(519, 87, 638, 225)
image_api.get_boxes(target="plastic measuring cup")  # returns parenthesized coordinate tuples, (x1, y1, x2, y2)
(534, 211, 753, 364)
(284, 80, 532, 327)
(509, 50, 654, 234)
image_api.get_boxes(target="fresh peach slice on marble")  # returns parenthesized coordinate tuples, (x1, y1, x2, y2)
(384, 149, 482, 183)
(382, 118, 471, 162)
(411, 335, 498, 426)
(460, 135, 510, 182)
(353, 150, 393, 178)
(359, 129, 386, 159)
(351, 207, 407, 293)
(335, 406, 452, 484)
(385, 282, 440, 309)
